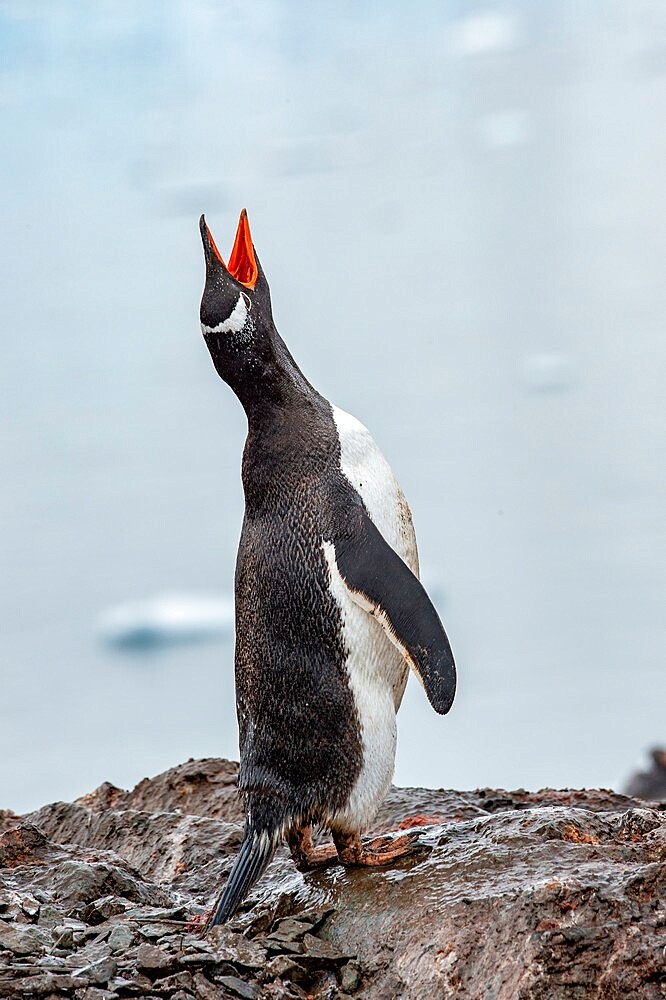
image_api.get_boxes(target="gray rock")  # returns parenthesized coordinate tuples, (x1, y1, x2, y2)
(135, 941, 174, 971)
(208, 926, 268, 969)
(74, 988, 119, 1000)
(36, 954, 67, 968)
(264, 954, 306, 981)
(73, 956, 118, 985)
(81, 895, 130, 925)
(0, 921, 51, 955)
(217, 975, 260, 999)
(28, 974, 83, 994)
(0, 888, 23, 921)
(301, 933, 351, 961)
(51, 924, 75, 949)
(192, 971, 223, 1000)
(49, 859, 173, 912)
(36, 903, 64, 928)
(107, 923, 135, 952)
(150, 970, 195, 992)
(20, 894, 40, 919)
(340, 961, 361, 993)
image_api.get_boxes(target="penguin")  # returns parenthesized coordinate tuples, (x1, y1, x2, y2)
(199, 209, 456, 927)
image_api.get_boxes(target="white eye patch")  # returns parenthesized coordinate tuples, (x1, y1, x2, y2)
(201, 292, 248, 335)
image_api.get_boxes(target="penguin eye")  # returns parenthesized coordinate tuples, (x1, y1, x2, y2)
(201, 292, 248, 335)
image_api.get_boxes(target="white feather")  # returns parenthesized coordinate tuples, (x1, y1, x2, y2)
(323, 540, 403, 832)
(201, 292, 247, 335)
(324, 405, 421, 832)
(331, 405, 418, 574)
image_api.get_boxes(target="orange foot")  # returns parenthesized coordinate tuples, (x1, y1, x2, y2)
(287, 826, 340, 871)
(185, 910, 212, 934)
(397, 814, 446, 830)
(334, 830, 419, 866)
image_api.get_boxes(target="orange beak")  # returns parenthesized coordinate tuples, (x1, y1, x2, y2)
(202, 209, 258, 289)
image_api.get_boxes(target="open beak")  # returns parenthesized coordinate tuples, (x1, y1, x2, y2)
(199, 210, 259, 289)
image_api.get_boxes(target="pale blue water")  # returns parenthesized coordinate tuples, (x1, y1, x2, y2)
(1, 2, 665, 813)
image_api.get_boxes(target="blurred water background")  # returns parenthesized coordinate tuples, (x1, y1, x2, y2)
(1, 1, 664, 813)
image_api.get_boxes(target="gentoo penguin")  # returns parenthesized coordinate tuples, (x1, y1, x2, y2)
(199, 210, 456, 927)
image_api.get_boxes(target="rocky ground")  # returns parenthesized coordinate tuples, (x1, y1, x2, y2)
(1, 758, 665, 999)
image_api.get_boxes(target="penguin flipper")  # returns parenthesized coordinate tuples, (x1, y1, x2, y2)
(333, 510, 456, 715)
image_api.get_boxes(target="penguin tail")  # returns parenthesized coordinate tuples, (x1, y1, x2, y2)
(207, 826, 278, 929)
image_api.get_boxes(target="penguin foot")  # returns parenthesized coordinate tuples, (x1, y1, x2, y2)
(287, 826, 339, 871)
(333, 830, 417, 866)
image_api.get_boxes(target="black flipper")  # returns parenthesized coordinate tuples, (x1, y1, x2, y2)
(208, 826, 277, 928)
(333, 509, 456, 715)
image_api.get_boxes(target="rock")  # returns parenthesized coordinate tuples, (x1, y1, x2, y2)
(192, 970, 226, 999)
(150, 970, 195, 992)
(0, 921, 51, 955)
(107, 924, 135, 952)
(51, 924, 75, 949)
(0, 888, 24, 922)
(217, 974, 260, 998)
(0, 823, 52, 868)
(74, 988, 119, 1000)
(0, 972, 80, 994)
(72, 956, 118, 985)
(73, 758, 243, 823)
(208, 926, 268, 968)
(339, 961, 361, 992)
(81, 895, 130, 925)
(19, 894, 40, 919)
(36, 904, 64, 928)
(1, 758, 665, 999)
(135, 941, 175, 972)
(48, 859, 173, 912)
(264, 954, 305, 981)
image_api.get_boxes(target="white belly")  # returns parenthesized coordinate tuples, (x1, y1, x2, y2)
(331, 405, 419, 578)
(323, 405, 420, 832)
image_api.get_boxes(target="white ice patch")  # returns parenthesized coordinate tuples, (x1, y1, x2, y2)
(322, 540, 406, 833)
(201, 292, 248, 335)
(331, 404, 419, 575)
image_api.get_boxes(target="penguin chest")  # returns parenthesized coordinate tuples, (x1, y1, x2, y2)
(321, 405, 420, 831)
(323, 542, 408, 831)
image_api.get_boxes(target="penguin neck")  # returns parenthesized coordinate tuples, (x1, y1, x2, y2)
(212, 325, 319, 429)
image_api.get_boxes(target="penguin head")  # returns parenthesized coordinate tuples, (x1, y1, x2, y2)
(199, 210, 274, 379)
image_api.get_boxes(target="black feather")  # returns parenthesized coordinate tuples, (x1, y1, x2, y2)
(208, 827, 277, 927)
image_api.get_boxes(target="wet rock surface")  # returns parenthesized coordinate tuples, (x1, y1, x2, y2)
(1, 758, 664, 999)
